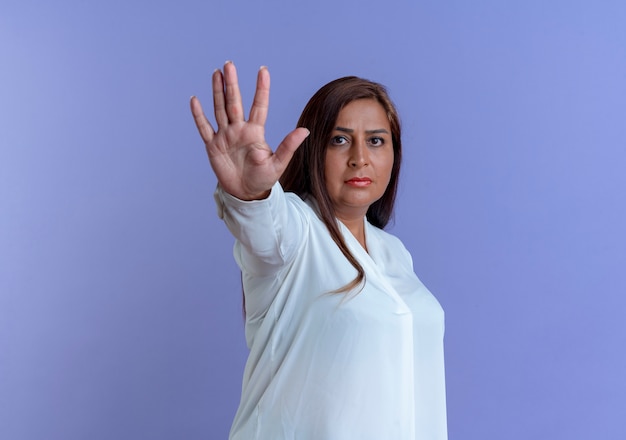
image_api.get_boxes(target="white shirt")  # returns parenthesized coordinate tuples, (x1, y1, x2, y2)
(215, 183, 447, 440)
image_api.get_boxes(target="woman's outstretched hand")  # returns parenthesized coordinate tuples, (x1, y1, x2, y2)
(190, 62, 309, 200)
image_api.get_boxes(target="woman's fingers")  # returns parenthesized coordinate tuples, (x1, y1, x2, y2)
(190, 96, 215, 144)
(194, 61, 274, 158)
(272, 127, 310, 173)
(211, 62, 269, 130)
(212, 68, 228, 128)
(248, 66, 270, 126)
(223, 61, 245, 124)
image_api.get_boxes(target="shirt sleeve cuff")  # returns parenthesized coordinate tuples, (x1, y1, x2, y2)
(213, 182, 281, 220)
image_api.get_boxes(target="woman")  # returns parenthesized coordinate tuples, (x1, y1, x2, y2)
(190, 61, 447, 440)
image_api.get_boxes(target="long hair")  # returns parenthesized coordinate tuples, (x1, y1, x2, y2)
(280, 76, 402, 293)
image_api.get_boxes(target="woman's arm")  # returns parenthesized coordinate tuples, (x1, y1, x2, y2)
(215, 181, 308, 277)
(191, 62, 310, 276)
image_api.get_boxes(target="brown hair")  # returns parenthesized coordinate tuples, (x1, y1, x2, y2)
(280, 76, 402, 292)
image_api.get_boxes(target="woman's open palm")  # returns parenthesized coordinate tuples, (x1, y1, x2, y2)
(190, 62, 309, 200)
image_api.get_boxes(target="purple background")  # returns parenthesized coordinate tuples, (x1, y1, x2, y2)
(2, 1, 625, 438)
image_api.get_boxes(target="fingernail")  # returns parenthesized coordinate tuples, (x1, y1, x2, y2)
(259, 65, 268, 71)
(224, 60, 233, 65)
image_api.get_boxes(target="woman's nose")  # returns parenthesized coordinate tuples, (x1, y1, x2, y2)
(348, 141, 368, 168)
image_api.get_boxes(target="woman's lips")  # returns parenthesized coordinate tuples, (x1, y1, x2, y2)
(345, 177, 372, 187)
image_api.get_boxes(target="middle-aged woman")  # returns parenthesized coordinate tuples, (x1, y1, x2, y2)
(190, 61, 447, 440)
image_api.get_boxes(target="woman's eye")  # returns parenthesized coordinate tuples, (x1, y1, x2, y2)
(331, 136, 348, 146)
(369, 137, 385, 147)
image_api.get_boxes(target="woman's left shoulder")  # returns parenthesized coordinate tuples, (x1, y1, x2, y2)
(367, 223, 414, 267)
(369, 223, 408, 248)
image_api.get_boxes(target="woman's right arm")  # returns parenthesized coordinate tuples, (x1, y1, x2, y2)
(215, 181, 308, 277)
(190, 62, 310, 275)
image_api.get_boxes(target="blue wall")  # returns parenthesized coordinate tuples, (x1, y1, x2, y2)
(1, 0, 625, 438)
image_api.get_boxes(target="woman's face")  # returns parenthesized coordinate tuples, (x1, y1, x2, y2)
(324, 99, 394, 221)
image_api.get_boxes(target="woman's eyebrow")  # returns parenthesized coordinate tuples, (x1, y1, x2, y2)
(334, 126, 390, 134)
